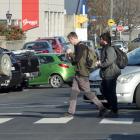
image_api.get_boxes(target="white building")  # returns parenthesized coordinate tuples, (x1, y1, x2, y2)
(0, 0, 65, 41)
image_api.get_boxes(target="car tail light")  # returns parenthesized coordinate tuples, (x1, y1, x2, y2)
(41, 50, 49, 53)
(59, 63, 69, 68)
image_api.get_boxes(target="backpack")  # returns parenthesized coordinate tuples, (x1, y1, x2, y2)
(85, 46, 97, 70)
(113, 46, 128, 69)
(78, 42, 97, 70)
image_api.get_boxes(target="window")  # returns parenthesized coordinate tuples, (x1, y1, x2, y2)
(127, 48, 140, 66)
(39, 56, 54, 64)
(58, 54, 69, 62)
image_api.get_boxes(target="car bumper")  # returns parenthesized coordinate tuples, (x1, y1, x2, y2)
(116, 81, 134, 103)
(90, 80, 134, 103)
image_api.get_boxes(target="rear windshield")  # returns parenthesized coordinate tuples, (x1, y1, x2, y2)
(24, 42, 50, 50)
(58, 54, 70, 62)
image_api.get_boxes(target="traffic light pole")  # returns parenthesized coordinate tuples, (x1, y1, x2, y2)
(110, 0, 113, 36)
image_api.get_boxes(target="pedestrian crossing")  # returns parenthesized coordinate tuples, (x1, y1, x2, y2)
(34, 117, 74, 124)
(0, 115, 135, 125)
(0, 118, 13, 124)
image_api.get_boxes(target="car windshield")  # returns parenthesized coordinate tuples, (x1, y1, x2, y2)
(127, 48, 140, 66)
(25, 42, 50, 50)
(57, 37, 66, 44)
(114, 44, 122, 48)
(58, 54, 70, 62)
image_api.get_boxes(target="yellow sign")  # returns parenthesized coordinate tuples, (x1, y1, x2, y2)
(75, 15, 88, 28)
(108, 19, 115, 26)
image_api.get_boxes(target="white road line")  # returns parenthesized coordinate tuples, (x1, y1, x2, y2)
(0, 104, 63, 109)
(0, 113, 22, 115)
(100, 118, 134, 124)
(34, 117, 73, 124)
(0, 118, 13, 124)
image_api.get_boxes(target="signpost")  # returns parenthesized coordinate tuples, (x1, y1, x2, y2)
(116, 25, 124, 39)
(108, 19, 115, 26)
(116, 25, 124, 32)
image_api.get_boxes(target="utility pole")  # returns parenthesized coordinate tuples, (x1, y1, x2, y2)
(110, 0, 113, 36)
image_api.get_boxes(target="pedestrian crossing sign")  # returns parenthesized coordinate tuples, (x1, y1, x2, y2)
(108, 19, 115, 26)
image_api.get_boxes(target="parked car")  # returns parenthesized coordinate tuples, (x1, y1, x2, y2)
(0, 48, 39, 92)
(13, 50, 39, 82)
(129, 38, 140, 50)
(83, 40, 95, 51)
(37, 37, 63, 53)
(29, 53, 75, 88)
(112, 40, 128, 53)
(54, 36, 70, 51)
(22, 41, 53, 53)
(89, 47, 140, 108)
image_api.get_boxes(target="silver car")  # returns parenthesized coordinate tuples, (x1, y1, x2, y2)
(112, 40, 128, 53)
(89, 47, 140, 108)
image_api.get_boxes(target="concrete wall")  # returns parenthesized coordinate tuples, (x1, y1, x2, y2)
(0, 0, 65, 42)
(0, 0, 22, 20)
(64, 15, 75, 37)
(25, 0, 65, 41)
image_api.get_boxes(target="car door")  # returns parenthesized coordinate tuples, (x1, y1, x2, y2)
(29, 55, 54, 85)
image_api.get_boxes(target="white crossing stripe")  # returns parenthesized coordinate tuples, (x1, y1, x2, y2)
(0, 118, 13, 124)
(100, 118, 134, 124)
(0, 113, 22, 115)
(34, 117, 73, 124)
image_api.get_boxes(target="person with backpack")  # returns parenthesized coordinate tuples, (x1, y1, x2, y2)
(64, 32, 107, 117)
(96, 32, 121, 117)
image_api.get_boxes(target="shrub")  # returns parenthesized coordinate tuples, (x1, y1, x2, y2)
(0, 23, 25, 40)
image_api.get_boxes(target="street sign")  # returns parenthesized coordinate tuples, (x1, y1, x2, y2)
(108, 19, 115, 26)
(117, 25, 124, 31)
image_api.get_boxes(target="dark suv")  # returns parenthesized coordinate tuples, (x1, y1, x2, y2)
(0, 48, 39, 92)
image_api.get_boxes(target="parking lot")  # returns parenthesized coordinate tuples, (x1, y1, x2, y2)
(0, 87, 140, 140)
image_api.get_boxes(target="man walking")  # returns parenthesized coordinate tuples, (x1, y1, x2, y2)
(96, 32, 121, 117)
(64, 32, 106, 117)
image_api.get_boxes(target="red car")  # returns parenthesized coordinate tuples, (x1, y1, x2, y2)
(22, 41, 53, 53)
(37, 37, 63, 53)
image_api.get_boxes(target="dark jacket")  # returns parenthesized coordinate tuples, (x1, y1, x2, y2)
(71, 42, 90, 77)
(99, 45, 121, 79)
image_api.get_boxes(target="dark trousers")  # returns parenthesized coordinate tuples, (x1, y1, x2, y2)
(101, 78, 118, 113)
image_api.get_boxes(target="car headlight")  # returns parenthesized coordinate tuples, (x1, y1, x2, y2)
(117, 74, 135, 83)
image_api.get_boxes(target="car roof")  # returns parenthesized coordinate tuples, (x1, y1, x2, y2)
(25, 40, 50, 44)
(37, 37, 59, 40)
(35, 53, 65, 56)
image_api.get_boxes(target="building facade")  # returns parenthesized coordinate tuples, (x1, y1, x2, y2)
(0, 0, 65, 41)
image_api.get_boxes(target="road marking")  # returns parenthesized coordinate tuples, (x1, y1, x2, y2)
(0, 118, 13, 124)
(0, 113, 22, 115)
(34, 117, 73, 124)
(0, 103, 64, 109)
(100, 118, 134, 124)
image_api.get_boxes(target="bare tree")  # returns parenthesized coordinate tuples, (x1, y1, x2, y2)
(87, 0, 140, 39)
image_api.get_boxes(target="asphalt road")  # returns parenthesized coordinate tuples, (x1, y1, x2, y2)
(0, 86, 140, 140)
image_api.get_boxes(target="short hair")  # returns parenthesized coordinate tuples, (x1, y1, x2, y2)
(100, 32, 111, 46)
(67, 32, 78, 39)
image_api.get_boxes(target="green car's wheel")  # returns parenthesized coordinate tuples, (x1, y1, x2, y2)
(50, 74, 63, 88)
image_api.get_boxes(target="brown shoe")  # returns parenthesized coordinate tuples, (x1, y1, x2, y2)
(64, 112, 74, 117)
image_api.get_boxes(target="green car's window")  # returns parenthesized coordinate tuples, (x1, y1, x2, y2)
(58, 54, 69, 62)
(39, 56, 54, 64)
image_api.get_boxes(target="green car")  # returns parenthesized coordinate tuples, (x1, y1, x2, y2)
(29, 53, 75, 88)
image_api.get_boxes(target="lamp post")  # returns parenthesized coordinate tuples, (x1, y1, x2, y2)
(6, 10, 12, 26)
(110, 0, 113, 36)
(6, 0, 12, 27)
